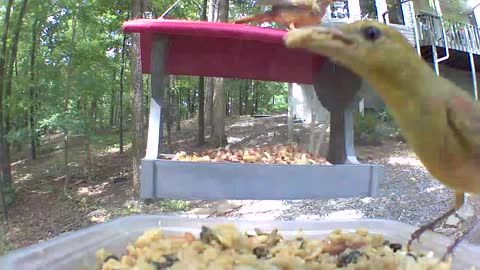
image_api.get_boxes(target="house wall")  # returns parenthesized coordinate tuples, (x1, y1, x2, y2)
(474, 6, 480, 26)
(289, 84, 330, 124)
(325, 0, 417, 44)
(389, 1, 416, 45)
(413, 0, 438, 14)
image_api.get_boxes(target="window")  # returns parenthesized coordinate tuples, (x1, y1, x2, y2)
(330, 0, 349, 19)
(386, 0, 405, 25)
(359, 0, 377, 20)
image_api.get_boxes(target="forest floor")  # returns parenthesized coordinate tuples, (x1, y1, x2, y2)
(2, 112, 480, 256)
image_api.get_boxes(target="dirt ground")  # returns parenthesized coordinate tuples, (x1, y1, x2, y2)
(1, 112, 480, 256)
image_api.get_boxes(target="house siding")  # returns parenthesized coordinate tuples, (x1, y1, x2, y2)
(389, 1, 416, 46)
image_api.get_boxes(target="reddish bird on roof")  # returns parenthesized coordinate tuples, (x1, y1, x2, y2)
(233, 0, 334, 30)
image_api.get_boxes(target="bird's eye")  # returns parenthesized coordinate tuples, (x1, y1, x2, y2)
(362, 26, 382, 41)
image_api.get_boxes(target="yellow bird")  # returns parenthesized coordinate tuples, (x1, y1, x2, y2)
(284, 20, 480, 261)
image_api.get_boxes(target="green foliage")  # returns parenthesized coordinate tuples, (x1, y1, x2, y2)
(155, 199, 190, 212)
(354, 111, 384, 145)
(0, 226, 13, 256)
(354, 108, 404, 145)
(5, 128, 31, 145)
(1, 184, 17, 208)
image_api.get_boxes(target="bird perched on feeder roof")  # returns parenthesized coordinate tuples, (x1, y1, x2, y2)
(233, 0, 334, 30)
(283, 20, 480, 261)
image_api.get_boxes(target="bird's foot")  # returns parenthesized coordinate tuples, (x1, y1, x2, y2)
(441, 217, 480, 261)
(407, 208, 456, 250)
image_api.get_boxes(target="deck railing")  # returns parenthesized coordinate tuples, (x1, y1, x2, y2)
(416, 12, 480, 54)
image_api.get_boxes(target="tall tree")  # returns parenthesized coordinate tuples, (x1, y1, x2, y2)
(0, 0, 14, 192)
(110, 70, 117, 127)
(205, 77, 214, 132)
(119, 34, 127, 154)
(209, 0, 229, 147)
(130, 0, 146, 195)
(63, 8, 78, 188)
(4, 0, 29, 185)
(29, 18, 39, 160)
(197, 0, 206, 146)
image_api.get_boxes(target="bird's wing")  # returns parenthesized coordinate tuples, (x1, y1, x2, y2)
(446, 95, 480, 150)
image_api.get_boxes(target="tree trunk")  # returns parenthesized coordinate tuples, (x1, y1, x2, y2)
(172, 76, 180, 132)
(254, 85, 259, 114)
(210, 0, 229, 147)
(250, 81, 255, 116)
(178, 89, 182, 121)
(29, 18, 38, 160)
(92, 98, 97, 133)
(186, 89, 191, 118)
(0, 176, 6, 221)
(84, 100, 95, 183)
(205, 78, 214, 133)
(225, 89, 230, 116)
(110, 70, 116, 127)
(63, 10, 78, 189)
(287, 83, 294, 142)
(145, 75, 150, 126)
(2, 0, 28, 186)
(190, 89, 196, 117)
(198, 76, 205, 145)
(243, 81, 249, 115)
(131, 0, 146, 196)
(237, 86, 243, 115)
(166, 77, 172, 148)
(197, 0, 207, 145)
(119, 34, 126, 154)
(211, 78, 227, 146)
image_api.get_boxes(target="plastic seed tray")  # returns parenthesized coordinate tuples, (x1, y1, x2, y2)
(1, 215, 480, 270)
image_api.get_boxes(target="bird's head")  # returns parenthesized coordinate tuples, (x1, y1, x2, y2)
(284, 20, 418, 79)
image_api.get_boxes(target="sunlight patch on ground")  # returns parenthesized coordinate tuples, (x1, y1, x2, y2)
(52, 175, 66, 182)
(424, 185, 444, 193)
(361, 197, 373, 204)
(11, 159, 28, 166)
(87, 209, 111, 224)
(387, 156, 424, 167)
(30, 190, 53, 195)
(77, 182, 109, 196)
(322, 209, 364, 220)
(236, 213, 282, 220)
(15, 173, 32, 182)
(230, 200, 288, 220)
(295, 214, 324, 220)
(233, 200, 288, 214)
(227, 136, 246, 143)
(230, 121, 255, 128)
(102, 143, 132, 154)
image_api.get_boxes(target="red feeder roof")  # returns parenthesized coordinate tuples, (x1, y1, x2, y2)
(122, 19, 326, 84)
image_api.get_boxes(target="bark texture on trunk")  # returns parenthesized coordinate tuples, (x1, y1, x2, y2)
(130, 0, 146, 196)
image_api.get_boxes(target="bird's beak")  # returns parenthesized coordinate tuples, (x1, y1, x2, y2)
(283, 25, 355, 53)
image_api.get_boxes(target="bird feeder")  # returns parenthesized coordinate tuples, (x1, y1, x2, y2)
(122, 19, 382, 200)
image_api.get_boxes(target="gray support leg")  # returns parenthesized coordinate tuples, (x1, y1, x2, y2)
(313, 60, 362, 164)
(145, 35, 169, 160)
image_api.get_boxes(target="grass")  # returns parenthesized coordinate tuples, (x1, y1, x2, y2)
(94, 130, 134, 153)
